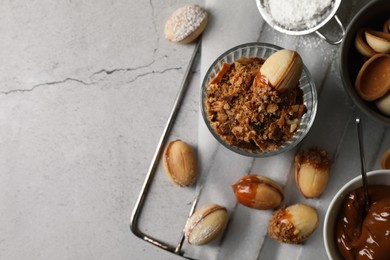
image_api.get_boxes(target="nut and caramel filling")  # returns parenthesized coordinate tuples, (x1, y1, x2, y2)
(205, 57, 306, 153)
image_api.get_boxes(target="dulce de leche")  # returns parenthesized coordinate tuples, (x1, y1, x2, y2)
(335, 185, 390, 260)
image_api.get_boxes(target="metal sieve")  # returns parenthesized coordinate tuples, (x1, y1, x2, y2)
(256, 0, 344, 44)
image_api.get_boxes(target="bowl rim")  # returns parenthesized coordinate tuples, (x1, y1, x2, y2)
(200, 42, 318, 157)
(323, 169, 390, 259)
(255, 0, 341, 35)
(339, 0, 390, 126)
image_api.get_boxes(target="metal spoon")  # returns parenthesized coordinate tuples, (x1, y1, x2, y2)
(356, 118, 370, 216)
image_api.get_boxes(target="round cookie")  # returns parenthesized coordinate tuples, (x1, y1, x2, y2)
(164, 5, 208, 44)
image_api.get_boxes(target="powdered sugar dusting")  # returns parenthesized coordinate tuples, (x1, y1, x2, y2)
(265, 0, 335, 30)
(166, 5, 207, 42)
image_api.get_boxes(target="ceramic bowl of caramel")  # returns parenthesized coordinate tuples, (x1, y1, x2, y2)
(323, 169, 390, 260)
(340, 0, 390, 125)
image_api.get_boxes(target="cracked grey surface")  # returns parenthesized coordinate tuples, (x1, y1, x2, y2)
(0, 1, 201, 259)
(0, 66, 183, 95)
(2, 0, 388, 260)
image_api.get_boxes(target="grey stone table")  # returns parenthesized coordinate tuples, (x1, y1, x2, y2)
(1, 0, 388, 260)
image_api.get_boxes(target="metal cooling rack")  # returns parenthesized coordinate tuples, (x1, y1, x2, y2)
(130, 41, 201, 260)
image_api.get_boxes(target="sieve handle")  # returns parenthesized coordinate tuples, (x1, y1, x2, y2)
(315, 15, 345, 45)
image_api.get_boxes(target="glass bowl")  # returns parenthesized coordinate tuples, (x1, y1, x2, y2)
(200, 42, 317, 157)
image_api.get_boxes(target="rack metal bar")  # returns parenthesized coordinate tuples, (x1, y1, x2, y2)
(129, 41, 201, 260)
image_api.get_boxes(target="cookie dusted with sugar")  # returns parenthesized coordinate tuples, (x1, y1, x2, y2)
(164, 4, 208, 44)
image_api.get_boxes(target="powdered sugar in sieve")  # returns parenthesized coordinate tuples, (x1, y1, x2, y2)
(262, 0, 336, 31)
